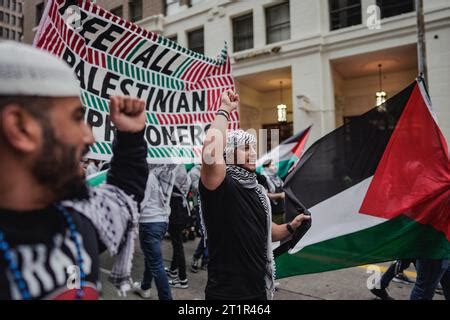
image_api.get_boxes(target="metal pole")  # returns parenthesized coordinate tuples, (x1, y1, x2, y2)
(416, 0, 428, 84)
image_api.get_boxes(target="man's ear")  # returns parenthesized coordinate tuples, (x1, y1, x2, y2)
(0, 105, 43, 153)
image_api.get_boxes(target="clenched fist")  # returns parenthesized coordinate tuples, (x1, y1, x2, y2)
(109, 96, 146, 133)
(289, 213, 311, 230)
(220, 90, 239, 114)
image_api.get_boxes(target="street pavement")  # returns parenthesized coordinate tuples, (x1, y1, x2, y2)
(99, 235, 444, 300)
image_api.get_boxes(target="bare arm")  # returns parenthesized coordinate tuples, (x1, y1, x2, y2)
(201, 90, 239, 191)
(106, 96, 148, 203)
(271, 213, 311, 242)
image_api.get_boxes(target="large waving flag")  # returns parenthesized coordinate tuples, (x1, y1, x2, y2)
(276, 78, 450, 278)
(34, 0, 237, 163)
(256, 126, 311, 179)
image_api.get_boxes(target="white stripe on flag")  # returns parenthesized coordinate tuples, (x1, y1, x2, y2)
(290, 177, 387, 254)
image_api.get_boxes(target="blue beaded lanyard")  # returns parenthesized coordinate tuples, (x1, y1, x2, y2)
(0, 204, 86, 300)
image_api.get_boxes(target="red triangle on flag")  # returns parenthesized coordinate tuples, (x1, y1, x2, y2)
(360, 83, 450, 240)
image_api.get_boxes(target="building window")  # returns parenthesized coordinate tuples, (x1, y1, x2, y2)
(129, 0, 142, 22)
(12, 15, 15, 25)
(36, 2, 44, 26)
(5, 13, 9, 24)
(329, 0, 362, 31)
(12, 0, 15, 11)
(5, 28, 9, 39)
(165, 0, 182, 16)
(189, 0, 206, 6)
(188, 28, 204, 55)
(265, 2, 290, 44)
(18, 2, 22, 13)
(0, 27, 3, 38)
(167, 34, 177, 43)
(110, 6, 123, 18)
(11, 30, 15, 40)
(376, 0, 414, 19)
(233, 13, 253, 52)
(0, 12, 3, 23)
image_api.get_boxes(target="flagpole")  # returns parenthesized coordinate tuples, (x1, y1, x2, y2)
(416, 0, 428, 85)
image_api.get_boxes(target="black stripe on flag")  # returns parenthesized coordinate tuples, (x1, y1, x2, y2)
(281, 125, 312, 145)
(284, 81, 416, 219)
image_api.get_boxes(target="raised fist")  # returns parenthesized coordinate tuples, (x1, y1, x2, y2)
(109, 96, 146, 133)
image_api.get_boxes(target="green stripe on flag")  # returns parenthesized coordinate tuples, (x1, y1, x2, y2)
(168, 147, 177, 157)
(124, 62, 130, 77)
(177, 59, 193, 79)
(102, 142, 112, 154)
(87, 170, 108, 187)
(107, 55, 113, 70)
(126, 39, 146, 61)
(96, 96, 104, 112)
(88, 94, 97, 111)
(102, 99, 109, 112)
(119, 60, 124, 75)
(152, 113, 159, 124)
(155, 148, 164, 158)
(275, 215, 450, 279)
(113, 57, 118, 73)
(96, 142, 106, 154)
(161, 148, 171, 158)
(136, 66, 141, 81)
(90, 144, 98, 153)
(81, 92, 87, 105)
(173, 58, 192, 78)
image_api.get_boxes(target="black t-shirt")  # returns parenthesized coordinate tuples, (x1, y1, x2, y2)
(199, 174, 268, 300)
(169, 186, 190, 226)
(0, 206, 101, 300)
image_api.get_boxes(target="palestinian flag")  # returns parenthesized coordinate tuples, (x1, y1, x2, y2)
(256, 126, 311, 179)
(87, 170, 108, 187)
(276, 78, 450, 279)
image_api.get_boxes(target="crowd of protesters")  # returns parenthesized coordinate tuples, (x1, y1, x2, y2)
(0, 41, 448, 301)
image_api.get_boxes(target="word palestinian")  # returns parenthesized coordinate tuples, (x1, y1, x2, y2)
(34, 0, 237, 162)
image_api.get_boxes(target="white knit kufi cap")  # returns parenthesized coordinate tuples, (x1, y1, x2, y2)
(0, 41, 80, 97)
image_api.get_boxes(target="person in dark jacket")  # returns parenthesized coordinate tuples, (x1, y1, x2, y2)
(167, 165, 191, 289)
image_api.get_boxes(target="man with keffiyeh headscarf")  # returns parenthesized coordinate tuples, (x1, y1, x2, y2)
(199, 90, 310, 300)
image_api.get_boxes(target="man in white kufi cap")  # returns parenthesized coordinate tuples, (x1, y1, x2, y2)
(0, 41, 148, 300)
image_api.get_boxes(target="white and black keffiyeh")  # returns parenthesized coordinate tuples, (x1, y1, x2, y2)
(62, 185, 139, 295)
(224, 129, 256, 164)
